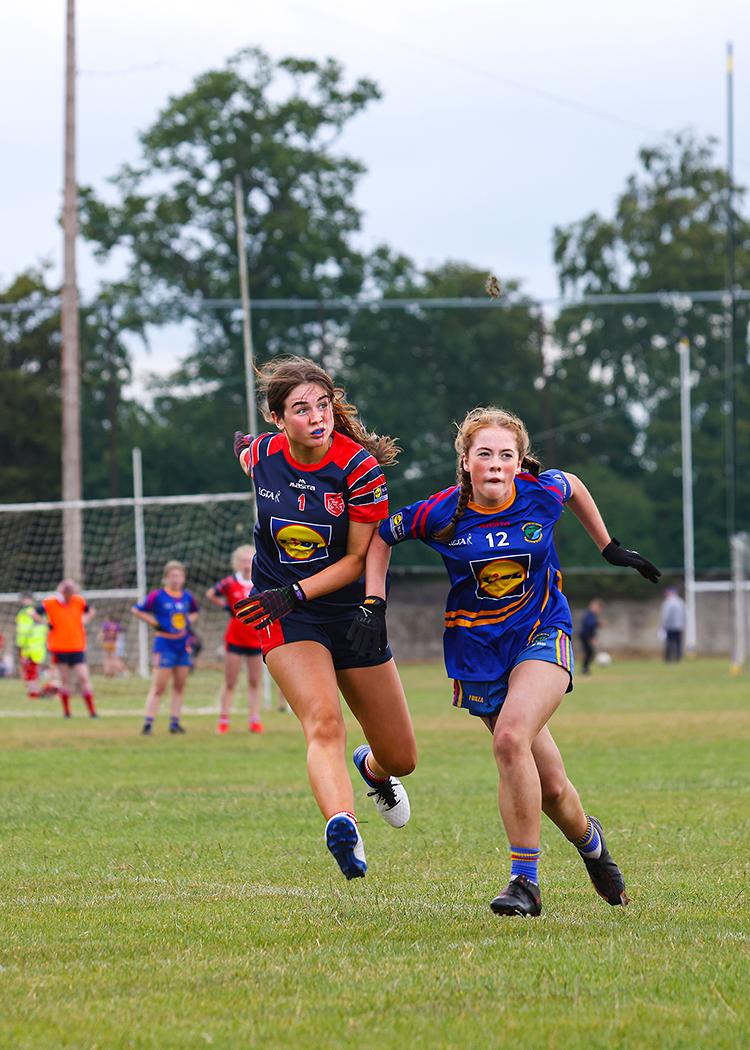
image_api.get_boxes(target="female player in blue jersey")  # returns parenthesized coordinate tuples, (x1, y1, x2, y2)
(358, 406, 660, 916)
(232, 356, 416, 882)
(132, 560, 199, 735)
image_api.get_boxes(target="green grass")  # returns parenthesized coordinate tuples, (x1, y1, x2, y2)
(0, 658, 748, 1049)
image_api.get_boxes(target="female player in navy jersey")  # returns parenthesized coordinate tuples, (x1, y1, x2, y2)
(132, 560, 199, 735)
(359, 406, 660, 916)
(206, 545, 265, 734)
(232, 356, 416, 881)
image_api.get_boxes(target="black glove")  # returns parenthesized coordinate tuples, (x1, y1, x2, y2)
(347, 596, 388, 659)
(601, 538, 661, 584)
(234, 431, 252, 459)
(234, 583, 306, 628)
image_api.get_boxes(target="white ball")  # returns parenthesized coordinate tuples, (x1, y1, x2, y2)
(595, 651, 612, 666)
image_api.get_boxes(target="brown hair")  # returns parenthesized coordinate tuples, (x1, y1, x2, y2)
(433, 407, 541, 543)
(256, 355, 399, 466)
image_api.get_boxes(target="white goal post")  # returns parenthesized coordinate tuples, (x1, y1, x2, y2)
(0, 449, 255, 678)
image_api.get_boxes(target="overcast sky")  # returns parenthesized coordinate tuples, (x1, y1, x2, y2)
(2, 0, 749, 378)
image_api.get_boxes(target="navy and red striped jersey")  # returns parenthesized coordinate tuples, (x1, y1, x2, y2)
(211, 574, 262, 649)
(379, 470, 574, 681)
(241, 430, 389, 619)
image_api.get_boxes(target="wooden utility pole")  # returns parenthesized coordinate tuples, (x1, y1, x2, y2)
(61, 0, 83, 581)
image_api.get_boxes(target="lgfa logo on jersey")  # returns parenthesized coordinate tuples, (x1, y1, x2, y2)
(522, 522, 543, 542)
(325, 493, 345, 517)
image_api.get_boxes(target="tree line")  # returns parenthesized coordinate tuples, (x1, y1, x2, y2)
(1, 47, 749, 571)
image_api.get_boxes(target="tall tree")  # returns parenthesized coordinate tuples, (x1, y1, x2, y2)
(79, 46, 381, 491)
(552, 131, 750, 568)
(0, 271, 62, 502)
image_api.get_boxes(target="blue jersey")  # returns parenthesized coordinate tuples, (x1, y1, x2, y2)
(245, 430, 389, 620)
(380, 471, 573, 681)
(135, 588, 199, 649)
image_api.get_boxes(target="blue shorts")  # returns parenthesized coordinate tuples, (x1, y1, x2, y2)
(259, 611, 393, 671)
(153, 637, 193, 669)
(453, 628, 574, 718)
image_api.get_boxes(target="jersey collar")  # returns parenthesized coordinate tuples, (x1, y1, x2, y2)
(467, 481, 517, 514)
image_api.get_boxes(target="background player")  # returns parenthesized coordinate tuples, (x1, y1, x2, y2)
(206, 544, 264, 734)
(232, 355, 416, 881)
(361, 406, 660, 916)
(132, 560, 199, 735)
(37, 580, 97, 718)
(97, 618, 129, 677)
(15, 591, 56, 699)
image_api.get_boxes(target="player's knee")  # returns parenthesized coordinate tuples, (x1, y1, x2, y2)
(307, 705, 346, 746)
(492, 725, 527, 766)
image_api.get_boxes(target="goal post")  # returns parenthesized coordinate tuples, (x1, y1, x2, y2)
(0, 449, 255, 678)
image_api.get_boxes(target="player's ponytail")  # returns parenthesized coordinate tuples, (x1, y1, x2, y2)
(257, 355, 400, 466)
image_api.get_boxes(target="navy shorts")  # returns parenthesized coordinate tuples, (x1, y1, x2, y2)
(226, 642, 262, 657)
(453, 628, 574, 718)
(52, 650, 87, 666)
(259, 611, 393, 671)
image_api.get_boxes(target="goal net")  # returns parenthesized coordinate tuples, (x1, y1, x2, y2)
(0, 490, 254, 677)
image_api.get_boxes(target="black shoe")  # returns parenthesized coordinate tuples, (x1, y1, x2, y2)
(169, 723, 186, 734)
(580, 816, 629, 906)
(490, 874, 542, 916)
(141, 724, 152, 735)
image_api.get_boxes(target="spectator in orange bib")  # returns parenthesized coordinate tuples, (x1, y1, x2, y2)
(37, 580, 98, 718)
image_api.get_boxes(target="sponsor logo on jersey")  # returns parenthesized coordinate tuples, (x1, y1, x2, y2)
(258, 487, 280, 502)
(325, 493, 346, 517)
(390, 512, 404, 539)
(470, 554, 531, 601)
(271, 518, 332, 563)
(289, 478, 317, 492)
(171, 613, 187, 630)
(522, 522, 543, 542)
(373, 484, 388, 503)
(448, 535, 473, 546)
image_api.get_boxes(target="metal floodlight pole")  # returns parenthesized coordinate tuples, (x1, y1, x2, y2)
(233, 174, 272, 707)
(678, 337, 696, 654)
(234, 174, 259, 441)
(725, 42, 737, 544)
(61, 0, 83, 582)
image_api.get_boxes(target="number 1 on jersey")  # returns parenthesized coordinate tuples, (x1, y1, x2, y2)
(298, 494, 305, 511)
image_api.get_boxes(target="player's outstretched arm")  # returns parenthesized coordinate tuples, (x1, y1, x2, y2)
(564, 471, 661, 584)
(234, 431, 253, 478)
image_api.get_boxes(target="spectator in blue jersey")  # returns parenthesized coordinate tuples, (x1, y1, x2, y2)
(360, 406, 660, 917)
(578, 598, 604, 675)
(232, 355, 416, 882)
(132, 560, 199, 735)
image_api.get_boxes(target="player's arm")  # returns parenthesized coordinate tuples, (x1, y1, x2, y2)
(234, 432, 253, 478)
(233, 520, 380, 628)
(564, 471, 661, 583)
(131, 605, 159, 630)
(83, 604, 96, 626)
(205, 586, 229, 609)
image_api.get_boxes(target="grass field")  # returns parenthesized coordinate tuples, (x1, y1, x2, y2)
(1, 657, 749, 1049)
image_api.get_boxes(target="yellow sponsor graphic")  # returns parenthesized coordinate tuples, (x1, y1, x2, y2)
(276, 524, 328, 561)
(476, 558, 527, 599)
(171, 613, 187, 630)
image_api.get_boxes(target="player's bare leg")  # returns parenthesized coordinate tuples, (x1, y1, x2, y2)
(246, 652, 262, 731)
(266, 641, 365, 878)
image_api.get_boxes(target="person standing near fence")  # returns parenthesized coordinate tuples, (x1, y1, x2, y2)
(578, 598, 604, 675)
(206, 544, 264, 734)
(360, 406, 661, 916)
(37, 580, 98, 718)
(232, 355, 416, 882)
(660, 586, 686, 662)
(132, 561, 199, 735)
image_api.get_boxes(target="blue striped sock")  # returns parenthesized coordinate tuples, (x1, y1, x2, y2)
(510, 846, 540, 882)
(573, 817, 602, 859)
